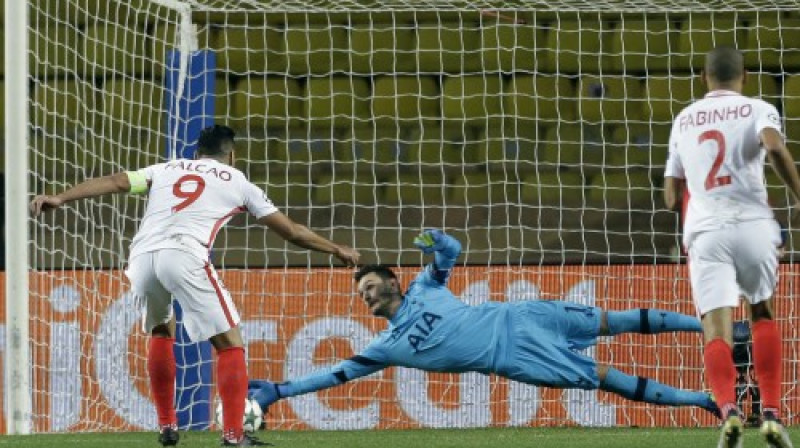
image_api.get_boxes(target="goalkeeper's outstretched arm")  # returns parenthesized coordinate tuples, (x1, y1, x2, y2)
(30, 172, 132, 216)
(250, 355, 387, 410)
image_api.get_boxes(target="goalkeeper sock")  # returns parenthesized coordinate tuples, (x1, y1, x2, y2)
(605, 309, 702, 335)
(752, 319, 782, 418)
(147, 336, 177, 427)
(704, 338, 738, 415)
(217, 346, 248, 442)
(600, 367, 709, 408)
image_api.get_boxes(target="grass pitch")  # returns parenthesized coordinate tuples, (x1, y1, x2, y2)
(0, 427, 797, 447)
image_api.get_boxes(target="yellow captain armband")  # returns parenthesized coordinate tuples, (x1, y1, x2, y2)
(126, 170, 149, 195)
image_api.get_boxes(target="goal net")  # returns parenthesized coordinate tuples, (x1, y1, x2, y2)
(12, 0, 800, 433)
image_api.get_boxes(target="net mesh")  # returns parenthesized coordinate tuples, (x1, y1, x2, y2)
(190, 0, 798, 12)
(20, 0, 800, 433)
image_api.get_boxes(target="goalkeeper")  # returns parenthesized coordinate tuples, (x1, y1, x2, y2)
(250, 230, 719, 417)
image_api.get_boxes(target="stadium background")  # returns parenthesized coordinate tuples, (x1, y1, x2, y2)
(3, 0, 800, 435)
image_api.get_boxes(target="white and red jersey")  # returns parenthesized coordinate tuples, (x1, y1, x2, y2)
(128, 158, 278, 261)
(665, 89, 783, 247)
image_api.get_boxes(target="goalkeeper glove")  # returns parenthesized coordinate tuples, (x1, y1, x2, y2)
(248, 380, 283, 412)
(413, 229, 449, 254)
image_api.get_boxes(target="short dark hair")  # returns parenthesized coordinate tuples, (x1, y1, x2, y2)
(705, 46, 744, 84)
(354, 264, 397, 283)
(197, 125, 236, 156)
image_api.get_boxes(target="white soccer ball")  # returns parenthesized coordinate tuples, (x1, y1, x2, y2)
(215, 397, 263, 432)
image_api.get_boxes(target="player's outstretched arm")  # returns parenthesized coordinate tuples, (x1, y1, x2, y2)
(30, 172, 132, 217)
(248, 356, 386, 411)
(257, 212, 360, 266)
(762, 127, 800, 210)
(413, 229, 462, 284)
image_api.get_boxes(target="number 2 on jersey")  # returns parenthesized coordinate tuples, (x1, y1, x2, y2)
(172, 174, 206, 212)
(699, 130, 731, 190)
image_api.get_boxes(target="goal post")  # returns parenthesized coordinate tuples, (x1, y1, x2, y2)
(5, 0, 31, 436)
(12, 0, 800, 434)
(163, 46, 218, 429)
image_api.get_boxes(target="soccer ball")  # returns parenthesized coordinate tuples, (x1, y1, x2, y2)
(215, 397, 263, 432)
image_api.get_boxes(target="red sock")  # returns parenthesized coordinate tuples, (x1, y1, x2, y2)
(217, 347, 247, 442)
(148, 337, 177, 427)
(752, 319, 782, 417)
(704, 338, 738, 416)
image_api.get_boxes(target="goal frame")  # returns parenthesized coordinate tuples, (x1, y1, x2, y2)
(5, 0, 31, 435)
(8, 0, 800, 435)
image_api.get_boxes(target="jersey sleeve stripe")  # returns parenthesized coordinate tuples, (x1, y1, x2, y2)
(333, 370, 349, 383)
(350, 355, 383, 366)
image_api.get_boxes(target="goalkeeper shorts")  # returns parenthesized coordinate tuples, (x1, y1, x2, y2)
(498, 301, 601, 390)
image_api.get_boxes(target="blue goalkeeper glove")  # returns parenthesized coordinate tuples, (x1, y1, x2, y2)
(248, 380, 283, 412)
(413, 229, 448, 254)
(413, 229, 461, 278)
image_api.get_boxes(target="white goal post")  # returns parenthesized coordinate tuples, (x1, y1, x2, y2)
(5, 0, 31, 436)
(7, 0, 800, 434)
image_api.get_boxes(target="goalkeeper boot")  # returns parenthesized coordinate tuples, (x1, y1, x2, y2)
(761, 411, 794, 448)
(158, 424, 180, 447)
(221, 433, 272, 446)
(717, 410, 744, 448)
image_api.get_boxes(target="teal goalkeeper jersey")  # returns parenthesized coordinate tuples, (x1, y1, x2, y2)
(276, 233, 600, 398)
(281, 257, 527, 398)
(358, 266, 512, 374)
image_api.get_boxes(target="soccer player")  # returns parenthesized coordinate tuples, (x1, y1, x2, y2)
(664, 46, 800, 448)
(248, 229, 720, 421)
(30, 125, 360, 447)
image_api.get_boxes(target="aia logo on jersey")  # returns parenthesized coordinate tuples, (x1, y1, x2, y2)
(407, 312, 442, 352)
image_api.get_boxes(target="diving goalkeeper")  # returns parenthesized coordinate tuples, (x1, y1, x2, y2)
(250, 230, 719, 417)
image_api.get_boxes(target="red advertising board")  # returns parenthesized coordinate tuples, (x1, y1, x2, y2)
(2, 264, 798, 432)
